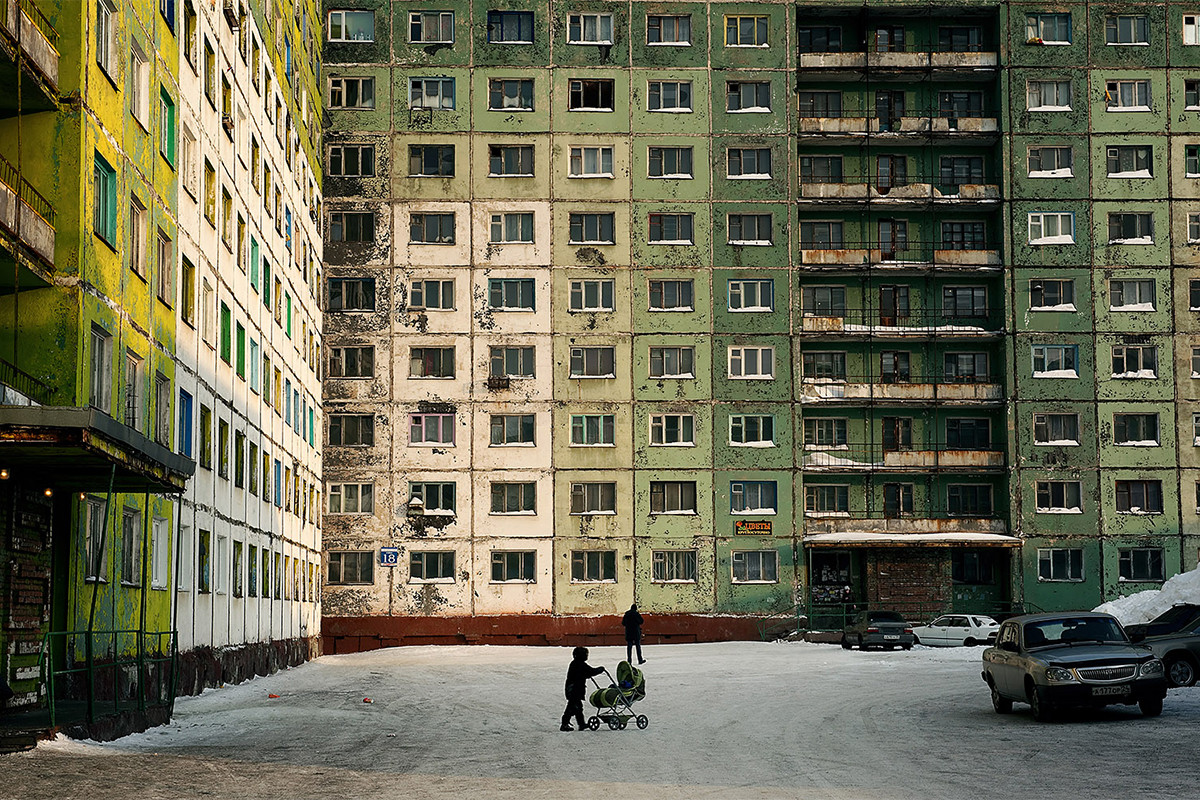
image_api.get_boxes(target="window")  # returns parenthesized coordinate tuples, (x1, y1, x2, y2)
(488, 79, 534, 111)
(1032, 344, 1078, 377)
(329, 144, 375, 177)
(1027, 13, 1071, 44)
(329, 483, 374, 514)
(488, 278, 535, 311)
(1035, 481, 1082, 513)
(798, 26, 842, 52)
(159, 89, 176, 165)
(1030, 278, 1075, 311)
(489, 145, 534, 177)
(805, 484, 849, 515)
(731, 481, 777, 515)
(648, 146, 693, 179)
(1106, 14, 1148, 44)
(197, 530, 211, 592)
(569, 213, 615, 244)
(728, 280, 773, 312)
(489, 346, 535, 378)
(410, 346, 456, 378)
(648, 81, 692, 112)
(944, 352, 988, 383)
(120, 508, 142, 585)
(1028, 146, 1072, 178)
(329, 346, 375, 379)
(650, 414, 694, 446)
(1038, 548, 1083, 582)
(328, 9, 375, 41)
(1188, 14, 1200, 45)
(96, 0, 117, 75)
(800, 155, 842, 185)
(329, 77, 375, 109)
(802, 351, 847, 380)
(1107, 145, 1152, 177)
(725, 15, 768, 46)
(1026, 80, 1072, 112)
(648, 15, 690, 45)
(804, 418, 847, 447)
(800, 221, 844, 249)
(1033, 412, 1080, 445)
(572, 550, 616, 582)
(409, 145, 455, 177)
(1188, 80, 1200, 109)
(1116, 480, 1163, 514)
(1120, 548, 1165, 582)
(329, 212, 375, 243)
(947, 484, 993, 515)
(732, 551, 777, 583)
(652, 550, 697, 582)
(409, 481, 456, 514)
(408, 278, 453, 309)
(728, 214, 772, 245)
(648, 279, 693, 311)
(1105, 80, 1151, 110)
(941, 221, 987, 251)
(487, 10, 534, 43)
(569, 146, 613, 178)
(1190, 214, 1200, 243)
(650, 481, 697, 515)
(328, 414, 374, 446)
(490, 212, 535, 243)
(1111, 344, 1157, 378)
(199, 403, 212, 468)
(569, 279, 614, 312)
(570, 482, 616, 515)
(568, 13, 613, 44)
(326, 551, 375, 585)
(729, 346, 774, 379)
(328, 277, 376, 311)
(409, 77, 455, 111)
(1109, 278, 1155, 310)
(490, 414, 535, 446)
(492, 551, 536, 582)
(129, 197, 148, 277)
(180, 126, 197, 196)
(83, 498, 108, 581)
(726, 148, 773, 179)
(797, 91, 842, 117)
(410, 11, 454, 43)
(569, 346, 615, 378)
(730, 415, 774, 447)
(410, 212, 456, 244)
(203, 38, 216, 104)
(1108, 213, 1153, 244)
(568, 79, 614, 111)
(93, 154, 116, 243)
(571, 414, 614, 445)
(1028, 213, 1074, 244)
(491, 482, 535, 514)
(942, 286, 988, 318)
(649, 347, 694, 378)
(410, 413, 455, 445)
(1114, 413, 1159, 444)
(727, 81, 770, 112)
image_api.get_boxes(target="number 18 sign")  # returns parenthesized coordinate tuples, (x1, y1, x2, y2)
(379, 547, 400, 567)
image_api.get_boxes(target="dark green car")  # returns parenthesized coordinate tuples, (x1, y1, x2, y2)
(981, 612, 1167, 722)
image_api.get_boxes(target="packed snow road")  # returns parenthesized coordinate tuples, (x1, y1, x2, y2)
(5, 641, 1197, 800)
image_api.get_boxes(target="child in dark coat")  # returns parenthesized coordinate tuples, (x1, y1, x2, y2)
(561, 646, 604, 731)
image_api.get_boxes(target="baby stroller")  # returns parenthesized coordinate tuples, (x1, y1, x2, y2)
(586, 660, 648, 731)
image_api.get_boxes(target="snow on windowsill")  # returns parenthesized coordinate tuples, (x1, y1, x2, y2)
(1030, 235, 1075, 245)
(1111, 369, 1157, 379)
(650, 441, 697, 447)
(568, 174, 614, 180)
(489, 510, 537, 516)
(1033, 369, 1079, 378)
(732, 509, 777, 516)
(649, 108, 693, 114)
(647, 41, 691, 47)
(1110, 302, 1155, 311)
(1108, 237, 1153, 245)
(651, 510, 698, 516)
(649, 240, 695, 246)
(727, 174, 771, 180)
(730, 306, 774, 313)
(730, 441, 776, 448)
(1031, 303, 1077, 312)
(1028, 169, 1074, 178)
(728, 240, 773, 246)
(570, 510, 616, 516)
(1107, 41, 1150, 46)
(1038, 507, 1083, 514)
(1118, 508, 1162, 515)
(1035, 439, 1080, 447)
(1107, 106, 1151, 113)
(1029, 105, 1072, 112)
(1108, 170, 1152, 178)
(728, 108, 771, 114)
(1117, 440, 1160, 447)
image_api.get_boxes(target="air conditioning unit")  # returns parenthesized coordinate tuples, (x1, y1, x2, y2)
(486, 375, 510, 390)
(221, 113, 235, 135)
(223, 0, 239, 28)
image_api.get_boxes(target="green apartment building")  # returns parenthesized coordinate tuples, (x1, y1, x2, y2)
(321, 0, 1200, 648)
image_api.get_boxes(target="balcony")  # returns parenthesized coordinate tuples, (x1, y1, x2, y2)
(800, 442, 1005, 472)
(798, 374, 1004, 405)
(0, 0, 59, 104)
(803, 514, 1012, 545)
(0, 153, 55, 267)
(796, 111, 998, 143)
(797, 308, 1004, 338)
(798, 175, 1001, 207)
(796, 241, 1001, 270)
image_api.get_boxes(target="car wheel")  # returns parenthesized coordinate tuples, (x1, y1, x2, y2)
(990, 683, 1013, 714)
(857, 635, 865, 651)
(1028, 684, 1055, 723)
(964, 637, 977, 647)
(840, 635, 851, 650)
(1165, 655, 1198, 688)
(901, 643, 912, 651)
(1139, 697, 1163, 717)
(912, 635, 921, 646)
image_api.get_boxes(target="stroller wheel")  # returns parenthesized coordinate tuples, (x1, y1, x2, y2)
(587, 716, 601, 731)
(607, 717, 620, 730)
(636, 715, 648, 730)
(617, 719, 628, 730)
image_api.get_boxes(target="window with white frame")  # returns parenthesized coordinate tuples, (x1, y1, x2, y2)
(1028, 212, 1074, 244)
(1106, 14, 1148, 44)
(1114, 412, 1159, 445)
(649, 347, 694, 378)
(1111, 344, 1157, 378)
(569, 213, 615, 244)
(96, 0, 117, 75)
(1108, 212, 1153, 243)
(569, 279, 615, 312)
(1109, 278, 1155, 310)
(491, 482, 535, 514)
(1038, 548, 1083, 582)
(1105, 79, 1150, 110)
(130, 40, 150, 128)
(488, 78, 534, 111)
(1027, 13, 1071, 43)
(1187, 14, 1200, 45)
(1026, 80, 1071, 111)
(329, 9, 375, 41)
(648, 213, 694, 244)
(732, 550, 777, 583)
(129, 197, 148, 277)
(648, 81, 692, 112)
(730, 414, 774, 447)
(1033, 412, 1080, 445)
(570, 482, 616, 515)
(568, 79, 614, 111)
(490, 212, 535, 243)
(728, 279, 773, 312)
(491, 550, 536, 582)
(652, 550, 697, 582)
(728, 214, 772, 245)
(729, 346, 774, 379)
(650, 414, 694, 446)
(410, 551, 455, 581)
(409, 278, 454, 310)
(731, 481, 777, 514)
(726, 81, 770, 112)
(1028, 146, 1073, 177)
(409, 346, 455, 378)
(569, 13, 613, 44)
(489, 346, 535, 378)
(490, 414, 535, 446)
(648, 146, 693, 178)
(571, 550, 616, 582)
(570, 346, 615, 377)
(329, 77, 375, 109)
(1030, 278, 1075, 311)
(728, 148, 772, 178)
(569, 146, 613, 177)
(648, 14, 691, 45)
(648, 279, 693, 310)
(409, 11, 454, 43)
(1116, 479, 1163, 513)
(1107, 145, 1152, 177)
(650, 481, 697, 514)
(1031, 344, 1078, 377)
(1119, 548, 1164, 581)
(328, 482, 374, 514)
(570, 414, 614, 445)
(329, 144, 376, 177)
(1035, 480, 1082, 513)
(409, 481, 456, 514)
(410, 212, 456, 244)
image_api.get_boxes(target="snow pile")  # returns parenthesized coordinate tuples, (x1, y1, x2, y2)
(1094, 562, 1200, 624)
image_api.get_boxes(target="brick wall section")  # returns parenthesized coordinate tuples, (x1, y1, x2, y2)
(864, 551, 951, 616)
(1, 483, 53, 710)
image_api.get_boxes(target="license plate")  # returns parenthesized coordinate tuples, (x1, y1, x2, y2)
(884, 635, 900, 640)
(1092, 685, 1129, 696)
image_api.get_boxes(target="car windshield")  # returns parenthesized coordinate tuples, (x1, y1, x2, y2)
(1146, 605, 1199, 627)
(1024, 617, 1127, 648)
(869, 611, 905, 622)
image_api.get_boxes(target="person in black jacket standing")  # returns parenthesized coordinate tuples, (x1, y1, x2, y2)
(623, 603, 646, 665)
(561, 646, 604, 731)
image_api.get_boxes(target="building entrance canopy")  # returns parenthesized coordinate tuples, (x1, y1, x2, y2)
(804, 531, 1021, 548)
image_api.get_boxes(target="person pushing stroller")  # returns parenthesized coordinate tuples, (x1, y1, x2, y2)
(561, 646, 604, 731)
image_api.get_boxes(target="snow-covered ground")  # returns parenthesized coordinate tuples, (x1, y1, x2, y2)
(5, 641, 1197, 799)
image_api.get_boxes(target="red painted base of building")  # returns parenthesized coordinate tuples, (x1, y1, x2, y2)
(322, 614, 774, 654)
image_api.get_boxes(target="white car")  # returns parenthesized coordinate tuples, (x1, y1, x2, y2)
(912, 614, 999, 647)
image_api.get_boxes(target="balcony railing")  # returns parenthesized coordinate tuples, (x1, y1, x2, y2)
(800, 441, 1006, 471)
(795, 240, 1002, 267)
(0, 0, 60, 92)
(798, 49, 999, 72)
(797, 307, 1004, 336)
(798, 374, 1004, 404)
(0, 356, 50, 405)
(0, 154, 55, 266)
(798, 174, 1000, 204)
(797, 110, 999, 137)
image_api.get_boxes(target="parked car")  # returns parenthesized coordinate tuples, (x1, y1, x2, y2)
(1124, 603, 1200, 639)
(981, 612, 1167, 722)
(841, 610, 915, 651)
(912, 614, 999, 647)
(1135, 615, 1200, 688)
